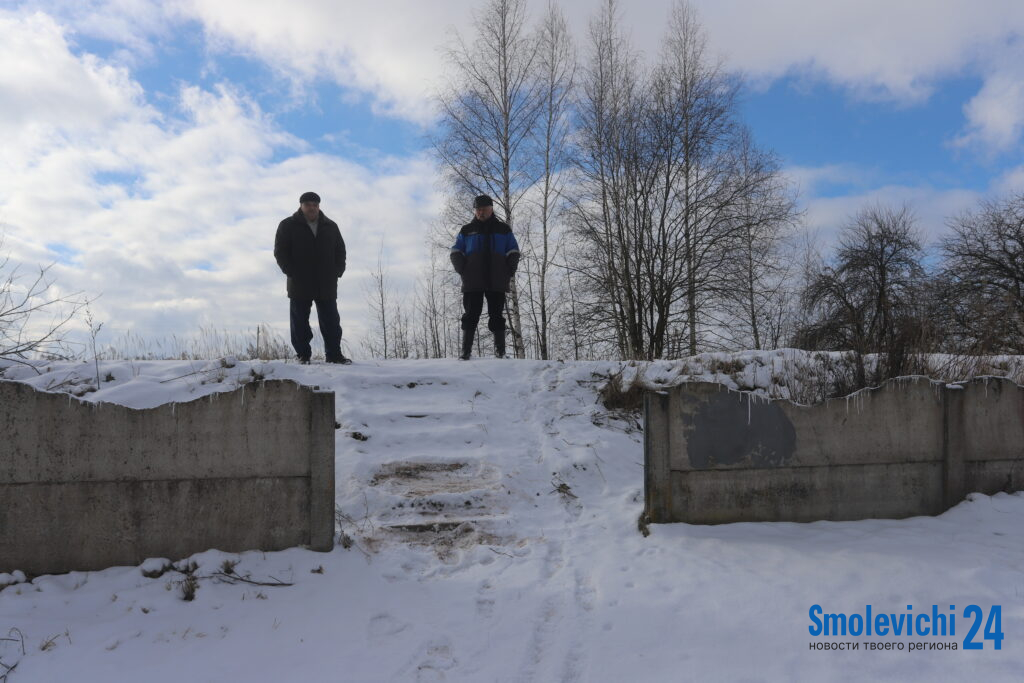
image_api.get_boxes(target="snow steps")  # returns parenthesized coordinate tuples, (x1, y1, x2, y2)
(366, 459, 508, 556)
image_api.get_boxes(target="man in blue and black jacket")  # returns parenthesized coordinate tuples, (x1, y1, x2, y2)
(449, 194, 520, 360)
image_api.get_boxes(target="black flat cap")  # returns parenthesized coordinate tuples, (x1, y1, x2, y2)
(299, 191, 321, 204)
(473, 194, 493, 208)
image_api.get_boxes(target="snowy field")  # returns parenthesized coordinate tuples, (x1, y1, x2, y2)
(1, 355, 1022, 682)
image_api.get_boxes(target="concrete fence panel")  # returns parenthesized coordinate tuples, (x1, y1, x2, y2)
(1, 379, 335, 575)
(644, 377, 1024, 524)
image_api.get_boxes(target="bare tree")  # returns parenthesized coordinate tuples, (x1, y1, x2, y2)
(798, 204, 927, 386)
(657, 1, 750, 356)
(362, 242, 412, 359)
(560, 263, 583, 359)
(567, 0, 647, 358)
(785, 227, 826, 346)
(716, 129, 800, 350)
(1, 237, 89, 368)
(525, 0, 576, 359)
(391, 303, 412, 359)
(433, 0, 545, 358)
(937, 193, 1024, 354)
(412, 245, 462, 358)
(568, 0, 778, 360)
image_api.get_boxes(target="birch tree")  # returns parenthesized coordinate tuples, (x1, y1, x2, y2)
(567, 0, 646, 357)
(716, 129, 800, 350)
(526, 1, 576, 359)
(569, 0, 783, 359)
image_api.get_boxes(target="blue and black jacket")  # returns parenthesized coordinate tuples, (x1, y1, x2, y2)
(450, 214, 520, 293)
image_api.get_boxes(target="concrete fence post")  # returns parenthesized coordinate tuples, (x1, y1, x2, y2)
(942, 384, 967, 509)
(309, 389, 336, 551)
(644, 391, 672, 523)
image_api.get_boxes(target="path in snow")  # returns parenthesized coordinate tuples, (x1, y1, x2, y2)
(326, 360, 635, 682)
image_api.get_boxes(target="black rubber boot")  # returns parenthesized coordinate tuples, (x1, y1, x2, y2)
(459, 329, 474, 360)
(494, 330, 506, 359)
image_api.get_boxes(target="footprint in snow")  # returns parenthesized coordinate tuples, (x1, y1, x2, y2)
(476, 579, 496, 618)
(399, 637, 457, 682)
(368, 613, 410, 638)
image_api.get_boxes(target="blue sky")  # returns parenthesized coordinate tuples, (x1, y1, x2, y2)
(2, 0, 1024, 351)
(742, 76, 990, 193)
(74, 26, 426, 163)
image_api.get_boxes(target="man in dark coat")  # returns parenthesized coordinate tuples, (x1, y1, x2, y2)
(273, 191, 351, 364)
(450, 194, 520, 360)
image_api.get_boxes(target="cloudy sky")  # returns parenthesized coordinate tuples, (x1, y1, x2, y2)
(2, 0, 1024, 354)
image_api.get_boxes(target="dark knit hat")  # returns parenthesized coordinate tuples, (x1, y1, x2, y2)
(299, 191, 321, 204)
(473, 194, 493, 209)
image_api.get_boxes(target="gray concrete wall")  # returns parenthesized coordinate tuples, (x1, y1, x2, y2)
(1, 379, 335, 575)
(645, 377, 1024, 524)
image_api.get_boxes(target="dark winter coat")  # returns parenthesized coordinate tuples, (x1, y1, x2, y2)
(450, 214, 520, 293)
(274, 210, 346, 300)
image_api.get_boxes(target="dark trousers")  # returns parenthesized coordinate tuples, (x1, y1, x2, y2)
(462, 291, 506, 333)
(290, 298, 342, 359)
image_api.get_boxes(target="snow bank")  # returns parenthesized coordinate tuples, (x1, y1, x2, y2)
(1, 357, 1022, 681)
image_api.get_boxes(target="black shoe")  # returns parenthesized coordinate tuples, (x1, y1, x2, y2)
(297, 356, 311, 365)
(326, 354, 352, 365)
(494, 331, 506, 359)
(459, 329, 474, 360)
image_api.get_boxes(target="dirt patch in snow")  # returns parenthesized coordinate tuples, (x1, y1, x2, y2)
(370, 461, 499, 497)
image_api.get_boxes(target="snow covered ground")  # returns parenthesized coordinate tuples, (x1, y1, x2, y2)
(1, 355, 1022, 682)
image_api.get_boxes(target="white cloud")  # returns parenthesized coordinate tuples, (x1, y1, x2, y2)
(0, 11, 144, 131)
(167, 0, 1024, 156)
(994, 165, 1024, 196)
(171, 0, 480, 123)
(780, 166, 994, 248)
(0, 9, 444, 353)
(10, 0, 174, 60)
(691, 1, 1020, 100)
(18, 1, 1024, 153)
(801, 184, 980, 249)
(782, 163, 876, 199)
(667, 2, 1024, 157)
(952, 50, 1024, 155)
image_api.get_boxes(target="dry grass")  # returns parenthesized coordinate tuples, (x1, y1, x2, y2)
(94, 324, 296, 361)
(598, 364, 648, 413)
